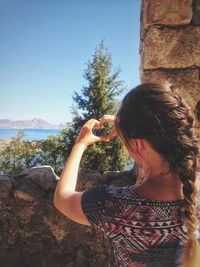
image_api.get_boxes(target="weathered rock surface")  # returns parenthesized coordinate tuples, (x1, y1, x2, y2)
(142, 0, 192, 28)
(0, 175, 13, 201)
(0, 166, 136, 267)
(142, 27, 200, 69)
(192, 0, 200, 25)
(142, 68, 200, 106)
(140, 0, 200, 109)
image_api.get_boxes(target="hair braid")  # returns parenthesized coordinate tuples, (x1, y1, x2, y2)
(168, 90, 200, 266)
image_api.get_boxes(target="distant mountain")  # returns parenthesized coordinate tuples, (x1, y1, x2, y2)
(0, 118, 68, 129)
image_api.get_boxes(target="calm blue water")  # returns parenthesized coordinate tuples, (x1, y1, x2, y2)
(0, 128, 61, 141)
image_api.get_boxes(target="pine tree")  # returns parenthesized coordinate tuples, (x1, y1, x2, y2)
(66, 42, 130, 173)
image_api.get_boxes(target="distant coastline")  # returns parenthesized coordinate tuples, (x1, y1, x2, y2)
(0, 118, 68, 130)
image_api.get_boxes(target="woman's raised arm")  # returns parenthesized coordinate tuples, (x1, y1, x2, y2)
(53, 118, 113, 225)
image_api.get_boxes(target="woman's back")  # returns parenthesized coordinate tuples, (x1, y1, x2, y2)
(82, 179, 200, 267)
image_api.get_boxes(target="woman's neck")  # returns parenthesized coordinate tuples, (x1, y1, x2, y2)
(133, 161, 184, 201)
(130, 140, 184, 200)
(133, 172, 184, 201)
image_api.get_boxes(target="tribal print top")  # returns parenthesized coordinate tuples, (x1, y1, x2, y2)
(81, 182, 200, 267)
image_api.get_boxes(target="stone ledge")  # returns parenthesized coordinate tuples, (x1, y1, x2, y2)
(142, 27, 200, 69)
(0, 166, 136, 267)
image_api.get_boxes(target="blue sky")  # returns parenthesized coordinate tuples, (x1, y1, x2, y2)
(0, 0, 141, 125)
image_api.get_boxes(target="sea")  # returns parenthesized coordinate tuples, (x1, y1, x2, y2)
(0, 128, 61, 141)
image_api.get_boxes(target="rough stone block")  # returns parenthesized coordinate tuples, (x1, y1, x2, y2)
(141, 68, 200, 108)
(0, 175, 13, 200)
(142, 27, 200, 69)
(192, 0, 200, 25)
(22, 165, 58, 192)
(14, 179, 45, 202)
(142, 0, 192, 28)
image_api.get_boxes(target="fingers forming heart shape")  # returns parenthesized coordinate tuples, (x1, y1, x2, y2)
(92, 116, 117, 141)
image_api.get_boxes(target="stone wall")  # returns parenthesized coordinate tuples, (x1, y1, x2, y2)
(140, 0, 200, 107)
(0, 166, 136, 267)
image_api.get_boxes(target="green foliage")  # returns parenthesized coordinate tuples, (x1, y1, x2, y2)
(0, 130, 40, 175)
(64, 41, 130, 173)
(0, 130, 70, 176)
(38, 129, 73, 174)
(37, 135, 62, 174)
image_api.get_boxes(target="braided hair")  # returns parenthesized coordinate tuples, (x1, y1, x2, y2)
(115, 83, 200, 267)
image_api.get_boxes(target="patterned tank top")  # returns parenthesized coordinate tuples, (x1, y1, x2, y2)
(81, 180, 200, 267)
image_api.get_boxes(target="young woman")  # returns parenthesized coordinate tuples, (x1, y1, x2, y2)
(54, 83, 200, 267)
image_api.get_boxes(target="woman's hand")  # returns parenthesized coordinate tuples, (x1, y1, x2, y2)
(99, 115, 116, 124)
(99, 115, 117, 141)
(76, 119, 107, 148)
(76, 115, 117, 148)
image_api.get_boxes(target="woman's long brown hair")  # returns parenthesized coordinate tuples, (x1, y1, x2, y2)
(115, 83, 200, 267)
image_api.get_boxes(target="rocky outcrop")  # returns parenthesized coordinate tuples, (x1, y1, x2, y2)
(0, 166, 136, 267)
